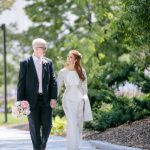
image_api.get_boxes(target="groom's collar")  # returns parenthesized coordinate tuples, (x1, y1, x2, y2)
(32, 54, 43, 62)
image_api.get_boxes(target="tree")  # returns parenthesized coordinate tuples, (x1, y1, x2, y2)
(5, 0, 150, 130)
(0, 0, 16, 13)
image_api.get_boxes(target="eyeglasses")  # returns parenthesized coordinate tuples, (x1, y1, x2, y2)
(36, 47, 47, 50)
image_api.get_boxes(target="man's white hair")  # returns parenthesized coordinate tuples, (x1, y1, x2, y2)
(32, 38, 47, 50)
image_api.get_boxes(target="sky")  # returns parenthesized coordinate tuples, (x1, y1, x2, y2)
(0, 0, 32, 33)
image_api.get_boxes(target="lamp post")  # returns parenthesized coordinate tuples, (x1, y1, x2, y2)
(1, 24, 7, 123)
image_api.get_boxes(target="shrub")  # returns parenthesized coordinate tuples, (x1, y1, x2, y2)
(86, 95, 150, 131)
(51, 116, 67, 136)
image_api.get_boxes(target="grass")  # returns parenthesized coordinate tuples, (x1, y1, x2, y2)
(0, 113, 28, 126)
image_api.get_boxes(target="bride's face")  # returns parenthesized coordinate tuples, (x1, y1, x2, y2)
(67, 53, 76, 65)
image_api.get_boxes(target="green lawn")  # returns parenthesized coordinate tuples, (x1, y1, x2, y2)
(0, 113, 28, 126)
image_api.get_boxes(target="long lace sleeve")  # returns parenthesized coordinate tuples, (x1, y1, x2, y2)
(82, 68, 93, 121)
(57, 70, 64, 96)
(82, 69, 88, 95)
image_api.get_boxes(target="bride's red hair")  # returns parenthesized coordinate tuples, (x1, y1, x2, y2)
(67, 50, 85, 81)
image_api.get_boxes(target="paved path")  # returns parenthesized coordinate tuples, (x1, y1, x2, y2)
(0, 127, 98, 150)
(0, 126, 143, 150)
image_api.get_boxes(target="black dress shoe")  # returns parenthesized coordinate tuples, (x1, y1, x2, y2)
(41, 147, 45, 150)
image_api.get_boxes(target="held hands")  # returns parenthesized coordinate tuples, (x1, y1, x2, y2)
(50, 99, 57, 108)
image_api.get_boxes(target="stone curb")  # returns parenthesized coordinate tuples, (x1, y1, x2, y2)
(90, 140, 143, 150)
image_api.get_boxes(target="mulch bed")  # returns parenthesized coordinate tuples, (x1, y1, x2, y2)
(83, 117, 150, 150)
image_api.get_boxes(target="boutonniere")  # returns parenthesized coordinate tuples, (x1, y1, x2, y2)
(42, 58, 48, 65)
(42, 57, 48, 71)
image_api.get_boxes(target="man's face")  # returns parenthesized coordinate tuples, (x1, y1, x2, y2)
(34, 46, 46, 58)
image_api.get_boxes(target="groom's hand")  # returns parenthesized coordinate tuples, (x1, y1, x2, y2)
(50, 99, 57, 108)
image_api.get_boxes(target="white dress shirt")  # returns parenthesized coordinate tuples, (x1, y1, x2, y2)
(32, 55, 43, 93)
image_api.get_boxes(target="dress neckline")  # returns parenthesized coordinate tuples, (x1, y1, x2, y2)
(64, 68, 76, 72)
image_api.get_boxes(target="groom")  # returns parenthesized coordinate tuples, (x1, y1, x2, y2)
(17, 38, 57, 150)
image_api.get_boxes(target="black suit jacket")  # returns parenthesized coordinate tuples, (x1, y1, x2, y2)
(17, 56, 57, 109)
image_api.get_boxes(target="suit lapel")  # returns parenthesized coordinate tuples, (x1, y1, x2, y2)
(42, 57, 48, 80)
(29, 56, 38, 81)
(42, 63, 45, 80)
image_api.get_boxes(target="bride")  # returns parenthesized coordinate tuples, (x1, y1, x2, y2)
(57, 50, 93, 150)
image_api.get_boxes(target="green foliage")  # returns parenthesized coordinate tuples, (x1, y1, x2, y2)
(51, 116, 67, 136)
(1, 0, 150, 132)
(23, 0, 150, 131)
(0, 0, 15, 13)
(134, 94, 150, 110)
(115, 0, 150, 48)
(86, 96, 150, 131)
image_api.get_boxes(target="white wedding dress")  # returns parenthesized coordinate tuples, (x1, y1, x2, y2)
(57, 68, 87, 150)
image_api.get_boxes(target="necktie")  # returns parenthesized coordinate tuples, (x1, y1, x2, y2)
(37, 58, 43, 93)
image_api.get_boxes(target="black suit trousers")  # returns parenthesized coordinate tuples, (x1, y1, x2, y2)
(28, 95, 52, 150)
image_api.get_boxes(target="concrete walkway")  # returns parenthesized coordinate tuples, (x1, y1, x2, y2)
(0, 126, 97, 150)
(0, 126, 143, 150)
